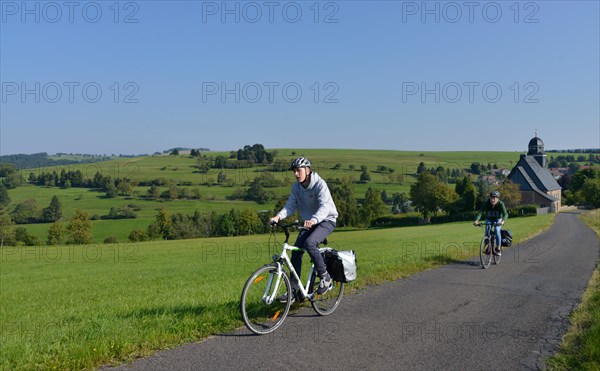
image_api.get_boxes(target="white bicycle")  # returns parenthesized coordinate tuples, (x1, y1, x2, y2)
(240, 221, 344, 335)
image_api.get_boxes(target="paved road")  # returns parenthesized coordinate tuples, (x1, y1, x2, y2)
(109, 212, 598, 370)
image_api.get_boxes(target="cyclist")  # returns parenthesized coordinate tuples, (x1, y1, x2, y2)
(473, 190, 508, 255)
(269, 157, 338, 300)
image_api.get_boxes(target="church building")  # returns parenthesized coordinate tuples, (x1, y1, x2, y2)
(507, 135, 562, 212)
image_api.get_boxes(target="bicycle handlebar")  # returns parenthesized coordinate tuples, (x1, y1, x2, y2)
(270, 220, 309, 243)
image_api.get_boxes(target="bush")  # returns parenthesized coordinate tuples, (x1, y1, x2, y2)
(508, 205, 538, 217)
(371, 213, 423, 227)
(129, 229, 148, 242)
(101, 206, 137, 220)
(14, 227, 40, 246)
(103, 236, 118, 244)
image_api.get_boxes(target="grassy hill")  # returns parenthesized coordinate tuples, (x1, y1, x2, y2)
(0, 148, 571, 243)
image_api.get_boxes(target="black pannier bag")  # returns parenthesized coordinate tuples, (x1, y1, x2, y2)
(321, 248, 357, 283)
(501, 229, 513, 247)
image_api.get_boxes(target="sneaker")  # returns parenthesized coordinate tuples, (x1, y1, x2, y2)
(277, 292, 296, 304)
(316, 273, 333, 294)
(493, 247, 502, 256)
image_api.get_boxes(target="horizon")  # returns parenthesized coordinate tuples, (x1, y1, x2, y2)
(2, 146, 599, 159)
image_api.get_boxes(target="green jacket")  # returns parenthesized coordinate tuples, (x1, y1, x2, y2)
(475, 199, 508, 222)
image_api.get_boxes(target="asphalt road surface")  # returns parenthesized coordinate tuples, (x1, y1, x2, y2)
(109, 211, 598, 370)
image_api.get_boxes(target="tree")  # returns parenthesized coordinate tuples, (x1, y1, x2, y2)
(330, 178, 360, 227)
(11, 199, 40, 224)
(239, 209, 262, 235)
(245, 179, 274, 204)
(454, 176, 470, 197)
(14, 227, 40, 246)
(361, 187, 388, 226)
(454, 176, 477, 212)
(571, 168, 598, 192)
(391, 192, 412, 214)
(497, 180, 522, 209)
(470, 162, 482, 175)
(214, 212, 235, 237)
(0, 214, 16, 245)
(410, 172, 458, 221)
(359, 170, 371, 184)
(170, 148, 179, 156)
(129, 229, 148, 242)
(148, 185, 161, 199)
(47, 221, 67, 245)
(167, 185, 179, 200)
(0, 184, 10, 209)
(580, 178, 600, 207)
(67, 209, 92, 244)
(117, 180, 133, 196)
(42, 196, 62, 222)
(2, 172, 23, 189)
(105, 183, 118, 198)
(217, 172, 227, 184)
(153, 208, 173, 240)
(417, 162, 426, 175)
(214, 155, 228, 169)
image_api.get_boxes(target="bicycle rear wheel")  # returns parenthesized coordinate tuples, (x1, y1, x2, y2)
(240, 264, 292, 335)
(480, 236, 493, 269)
(309, 272, 344, 315)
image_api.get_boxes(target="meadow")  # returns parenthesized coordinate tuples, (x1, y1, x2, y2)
(0, 214, 554, 370)
(8, 149, 536, 242)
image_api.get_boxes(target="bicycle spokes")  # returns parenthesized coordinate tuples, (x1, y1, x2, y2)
(241, 265, 292, 335)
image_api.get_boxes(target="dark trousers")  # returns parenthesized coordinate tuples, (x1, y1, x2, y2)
(291, 220, 335, 285)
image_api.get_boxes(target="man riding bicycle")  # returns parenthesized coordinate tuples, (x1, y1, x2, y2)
(269, 157, 338, 300)
(473, 190, 508, 255)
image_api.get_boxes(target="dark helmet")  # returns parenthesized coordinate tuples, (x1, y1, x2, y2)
(289, 157, 311, 170)
(490, 191, 500, 198)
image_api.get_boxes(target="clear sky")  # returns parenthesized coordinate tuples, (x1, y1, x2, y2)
(1, 0, 598, 155)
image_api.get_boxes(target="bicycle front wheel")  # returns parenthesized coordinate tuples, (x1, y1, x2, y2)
(493, 245, 502, 265)
(480, 236, 493, 269)
(310, 273, 344, 316)
(240, 264, 292, 335)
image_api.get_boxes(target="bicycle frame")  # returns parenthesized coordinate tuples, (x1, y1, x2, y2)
(264, 221, 324, 302)
(269, 242, 317, 301)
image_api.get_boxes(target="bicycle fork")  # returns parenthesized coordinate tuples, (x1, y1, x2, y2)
(261, 263, 284, 305)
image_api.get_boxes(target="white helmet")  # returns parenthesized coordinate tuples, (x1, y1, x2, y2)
(289, 157, 311, 170)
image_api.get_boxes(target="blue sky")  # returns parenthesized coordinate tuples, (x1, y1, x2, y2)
(1, 0, 598, 155)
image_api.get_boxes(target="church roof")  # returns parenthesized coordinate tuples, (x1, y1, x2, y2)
(513, 166, 559, 202)
(522, 156, 561, 191)
(508, 155, 562, 193)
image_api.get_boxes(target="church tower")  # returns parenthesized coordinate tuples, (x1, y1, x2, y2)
(527, 134, 547, 168)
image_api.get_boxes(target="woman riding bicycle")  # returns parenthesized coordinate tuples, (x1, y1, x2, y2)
(269, 157, 338, 299)
(473, 190, 508, 255)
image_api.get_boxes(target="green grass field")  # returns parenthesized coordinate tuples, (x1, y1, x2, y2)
(7, 148, 563, 243)
(547, 209, 600, 370)
(0, 214, 554, 370)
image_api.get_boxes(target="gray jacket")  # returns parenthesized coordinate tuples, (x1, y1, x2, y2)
(276, 172, 338, 224)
